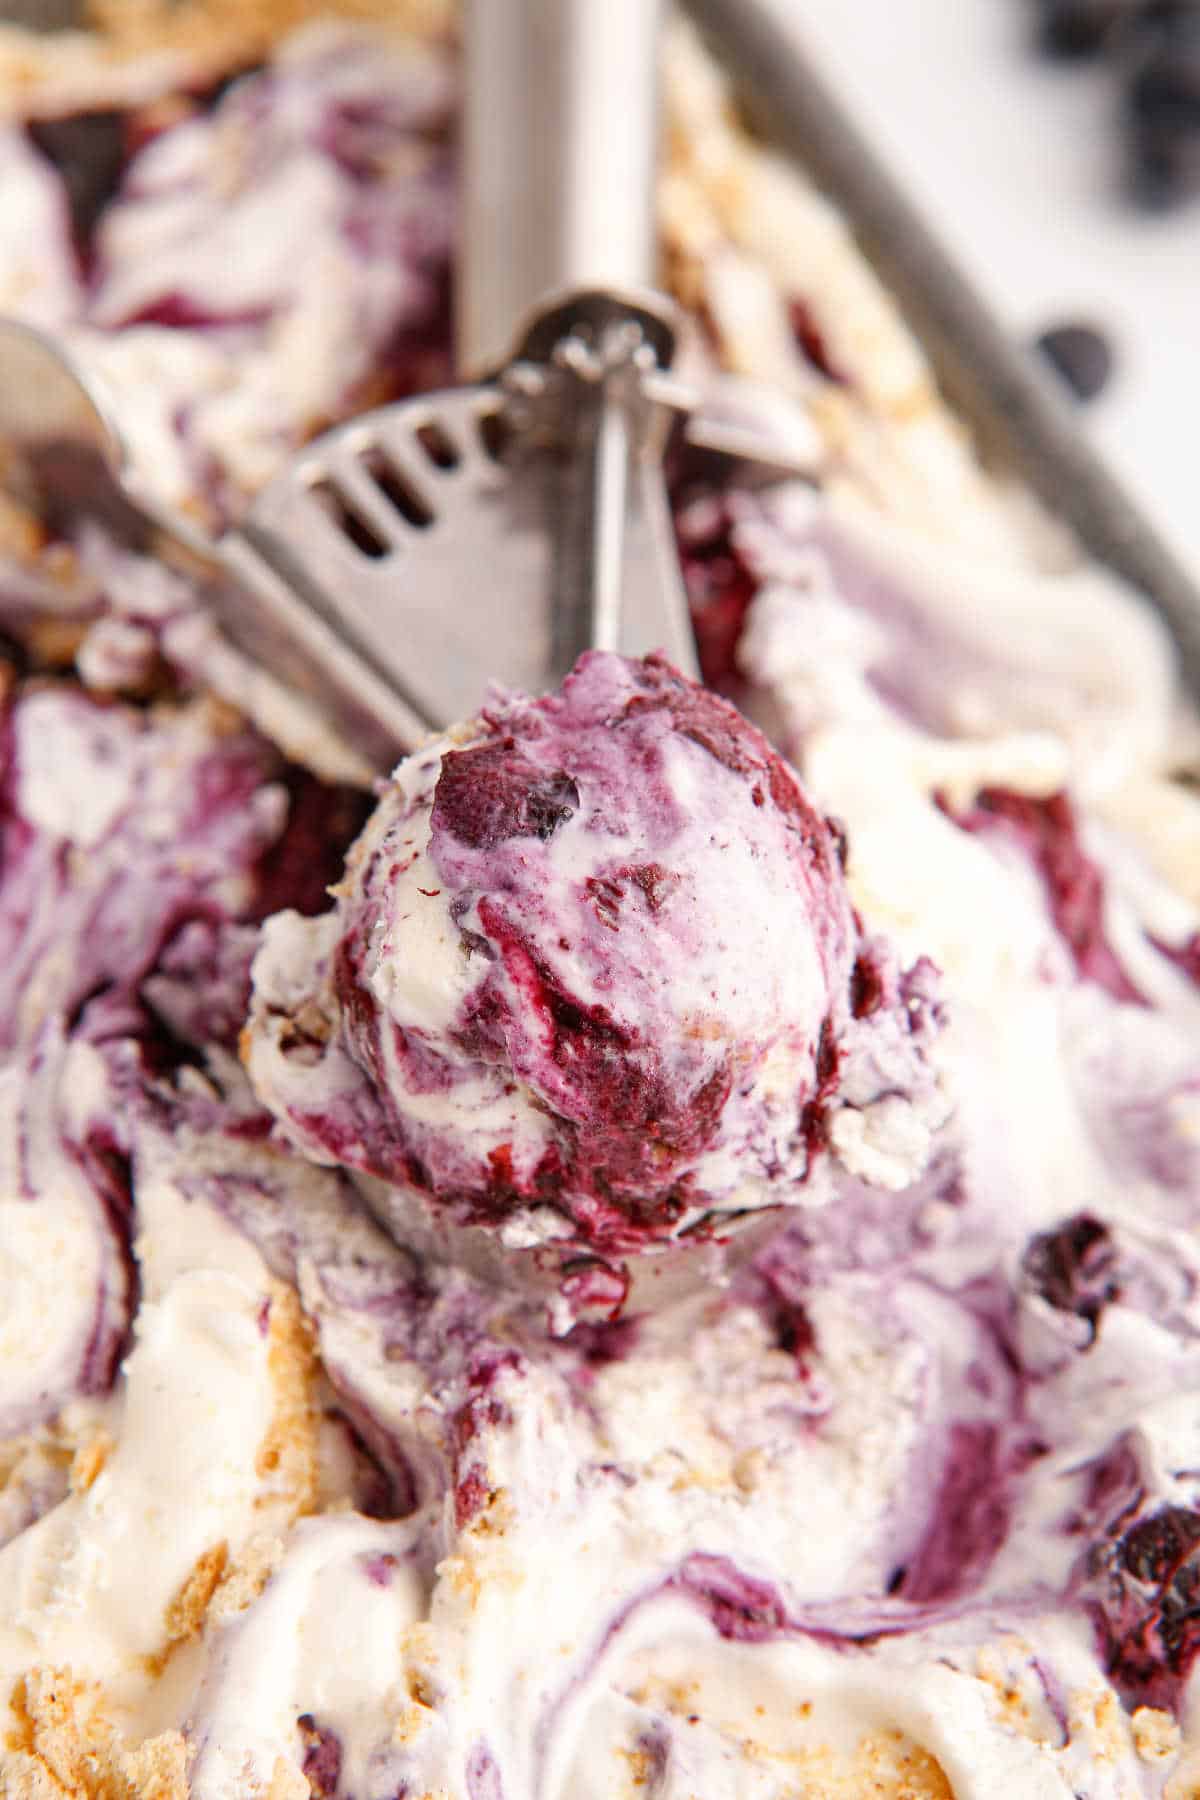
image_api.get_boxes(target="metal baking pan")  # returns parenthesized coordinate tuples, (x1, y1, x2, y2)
(686, 0, 1200, 695)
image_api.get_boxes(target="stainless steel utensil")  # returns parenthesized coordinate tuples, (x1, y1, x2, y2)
(0, 318, 429, 776)
(1, 0, 769, 773)
(0, 0, 820, 1324)
(2, 3, 1198, 720)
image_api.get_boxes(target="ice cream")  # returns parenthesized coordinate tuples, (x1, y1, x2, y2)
(0, 9, 1199, 1800)
(246, 649, 945, 1277)
(0, 19, 456, 529)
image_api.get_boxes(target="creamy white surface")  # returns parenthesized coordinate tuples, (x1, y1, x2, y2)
(0, 14, 1199, 1800)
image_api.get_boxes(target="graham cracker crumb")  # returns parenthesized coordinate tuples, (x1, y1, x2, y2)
(2, 1421, 106, 1543)
(392, 1700, 436, 1748)
(628, 1676, 699, 1714)
(782, 1729, 953, 1799)
(190, 691, 250, 741)
(460, 1487, 515, 1541)
(624, 1680, 947, 1794)
(1132, 1706, 1182, 1763)
(0, 0, 452, 120)
(974, 1638, 1055, 1746)
(26, 618, 89, 669)
(141, 1283, 319, 1672)
(141, 1538, 230, 1677)
(163, 1540, 229, 1645)
(0, 487, 46, 561)
(405, 1671, 437, 1711)
(618, 1743, 661, 1788)
(400, 1624, 443, 1714)
(208, 1531, 285, 1623)
(0, 1433, 70, 1491)
(265, 1753, 309, 1800)
(1068, 1688, 1128, 1764)
(2, 1668, 187, 1800)
(87, 0, 452, 58)
(255, 1280, 321, 1515)
(69, 1432, 114, 1496)
(437, 1553, 481, 1608)
(732, 1448, 766, 1494)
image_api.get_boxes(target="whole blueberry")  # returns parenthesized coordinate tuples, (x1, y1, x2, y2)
(1034, 0, 1136, 58)
(1034, 322, 1115, 402)
(1123, 4, 1200, 207)
(26, 112, 126, 247)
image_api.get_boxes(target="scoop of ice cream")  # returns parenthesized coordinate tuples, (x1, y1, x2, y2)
(246, 652, 945, 1256)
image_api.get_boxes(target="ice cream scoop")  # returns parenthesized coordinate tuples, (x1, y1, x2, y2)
(245, 652, 947, 1326)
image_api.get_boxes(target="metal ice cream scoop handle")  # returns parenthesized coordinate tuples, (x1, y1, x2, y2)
(0, 0, 812, 772)
(458, 0, 664, 379)
(458, 0, 698, 683)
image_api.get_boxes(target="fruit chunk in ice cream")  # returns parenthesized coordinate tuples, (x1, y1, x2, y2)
(246, 650, 946, 1258)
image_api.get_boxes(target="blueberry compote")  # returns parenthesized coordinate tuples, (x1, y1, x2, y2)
(247, 652, 945, 1266)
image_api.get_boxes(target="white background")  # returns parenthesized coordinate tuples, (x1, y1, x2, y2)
(791, 0, 1199, 572)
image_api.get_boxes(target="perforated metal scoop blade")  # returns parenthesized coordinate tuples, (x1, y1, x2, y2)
(234, 306, 701, 735)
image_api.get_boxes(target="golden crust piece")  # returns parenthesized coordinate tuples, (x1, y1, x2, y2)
(0, 1433, 71, 1497)
(152, 1279, 322, 1667)
(778, 1731, 953, 1800)
(162, 1540, 230, 1651)
(1134, 1706, 1184, 1764)
(1, 1412, 112, 1528)
(0, 1669, 187, 1800)
(264, 1754, 309, 1800)
(255, 1279, 321, 1519)
(0, 488, 47, 565)
(67, 1433, 113, 1497)
(0, 0, 452, 118)
(615, 1724, 952, 1799)
(86, 0, 452, 56)
(0, 1283, 324, 1795)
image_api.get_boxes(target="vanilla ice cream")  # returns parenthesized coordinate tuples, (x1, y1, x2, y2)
(246, 649, 945, 1282)
(0, 10, 1196, 1800)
